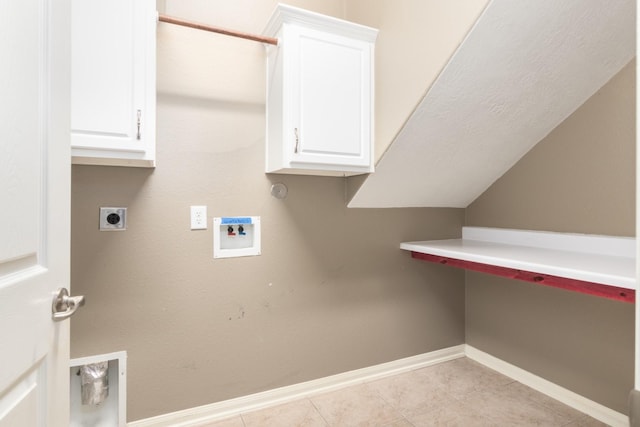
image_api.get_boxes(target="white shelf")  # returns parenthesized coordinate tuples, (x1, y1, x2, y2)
(401, 227, 635, 291)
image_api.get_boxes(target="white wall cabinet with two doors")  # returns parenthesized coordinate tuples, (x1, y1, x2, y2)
(71, 0, 156, 167)
(263, 4, 378, 176)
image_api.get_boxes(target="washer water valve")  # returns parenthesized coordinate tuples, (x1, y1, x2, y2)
(213, 217, 261, 259)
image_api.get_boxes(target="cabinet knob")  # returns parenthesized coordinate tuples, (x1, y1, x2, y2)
(294, 127, 299, 153)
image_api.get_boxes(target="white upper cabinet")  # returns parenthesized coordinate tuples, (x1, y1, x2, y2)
(263, 5, 378, 176)
(71, 0, 156, 167)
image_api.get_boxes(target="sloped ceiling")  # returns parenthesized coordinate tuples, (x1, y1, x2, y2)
(348, 0, 635, 208)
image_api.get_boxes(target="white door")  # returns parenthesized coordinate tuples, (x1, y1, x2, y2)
(0, 0, 73, 426)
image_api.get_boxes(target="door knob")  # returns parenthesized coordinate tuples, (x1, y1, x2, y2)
(51, 288, 85, 321)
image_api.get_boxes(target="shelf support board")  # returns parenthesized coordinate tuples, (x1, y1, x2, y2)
(410, 251, 635, 303)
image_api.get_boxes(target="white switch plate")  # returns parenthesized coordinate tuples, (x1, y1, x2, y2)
(190, 206, 207, 230)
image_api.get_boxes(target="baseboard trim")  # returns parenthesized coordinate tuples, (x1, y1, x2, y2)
(465, 345, 629, 427)
(128, 345, 466, 426)
(130, 344, 628, 427)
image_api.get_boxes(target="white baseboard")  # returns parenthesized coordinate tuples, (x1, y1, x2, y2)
(128, 345, 466, 427)
(465, 345, 629, 427)
(129, 344, 628, 427)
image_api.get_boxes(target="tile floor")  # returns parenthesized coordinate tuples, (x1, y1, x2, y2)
(197, 357, 610, 427)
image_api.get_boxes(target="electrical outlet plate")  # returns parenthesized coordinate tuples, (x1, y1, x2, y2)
(99, 207, 127, 231)
(190, 206, 207, 230)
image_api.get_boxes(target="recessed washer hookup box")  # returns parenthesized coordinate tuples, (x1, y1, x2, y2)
(213, 216, 261, 259)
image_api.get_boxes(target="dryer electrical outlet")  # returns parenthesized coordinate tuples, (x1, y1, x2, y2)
(213, 217, 261, 259)
(99, 207, 127, 231)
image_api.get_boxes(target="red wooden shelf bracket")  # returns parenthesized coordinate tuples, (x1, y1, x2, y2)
(410, 251, 635, 303)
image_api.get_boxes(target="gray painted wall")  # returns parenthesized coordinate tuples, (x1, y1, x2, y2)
(71, 164, 464, 421)
(70, 0, 634, 421)
(70, 1, 467, 421)
(466, 60, 636, 413)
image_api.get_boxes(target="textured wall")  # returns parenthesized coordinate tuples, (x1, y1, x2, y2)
(344, 0, 489, 162)
(347, 1, 635, 209)
(466, 61, 635, 235)
(465, 60, 635, 413)
(70, 0, 466, 421)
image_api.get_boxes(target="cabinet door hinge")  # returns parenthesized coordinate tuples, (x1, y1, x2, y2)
(136, 109, 142, 140)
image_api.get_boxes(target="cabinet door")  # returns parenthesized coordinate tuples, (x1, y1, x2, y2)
(288, 25, 372, 170)
(71, 0, 155, 166)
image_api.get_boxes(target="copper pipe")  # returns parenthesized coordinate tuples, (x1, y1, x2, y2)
(158, 14, 278, 46)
